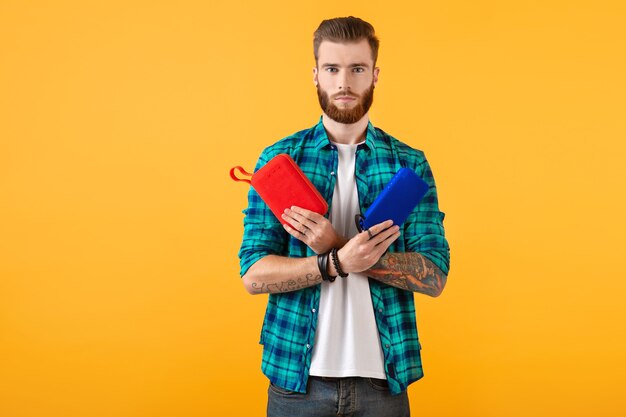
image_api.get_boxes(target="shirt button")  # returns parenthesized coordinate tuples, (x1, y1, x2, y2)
(385, 344, 390, 349)
(378, 308, 383, 313)
(306, 344, 311, 349)
(312, 308, 316, 313)
(330, 172, 335, 176)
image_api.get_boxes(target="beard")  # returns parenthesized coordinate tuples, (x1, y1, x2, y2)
(316, 81, 375, 124)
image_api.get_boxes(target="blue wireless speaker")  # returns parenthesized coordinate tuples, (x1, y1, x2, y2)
(355, 168, 429, 232)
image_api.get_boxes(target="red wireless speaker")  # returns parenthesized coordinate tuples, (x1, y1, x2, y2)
(230, 154, 328, 227)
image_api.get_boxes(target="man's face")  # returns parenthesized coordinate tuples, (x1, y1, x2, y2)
(313, 39, 380, 124)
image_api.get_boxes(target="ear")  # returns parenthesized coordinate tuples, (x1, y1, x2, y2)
(312, 66, 318, 86)
(373, 66, 380, 87)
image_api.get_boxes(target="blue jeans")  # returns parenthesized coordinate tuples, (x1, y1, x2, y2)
(267, 376, 410, 417)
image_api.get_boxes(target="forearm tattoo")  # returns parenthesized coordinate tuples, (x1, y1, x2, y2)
(250, 273, 322, 294)
(367, 253, 447, 297)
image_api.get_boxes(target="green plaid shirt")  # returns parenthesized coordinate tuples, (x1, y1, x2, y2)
(238, 116, 450, 395)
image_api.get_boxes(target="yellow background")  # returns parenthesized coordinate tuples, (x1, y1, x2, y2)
(1, 1, 625, 416)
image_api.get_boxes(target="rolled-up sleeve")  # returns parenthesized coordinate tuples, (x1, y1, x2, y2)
(238, 150, 288, 277)
(403, 155, 450, 275)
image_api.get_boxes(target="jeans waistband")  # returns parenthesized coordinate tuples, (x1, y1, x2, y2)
(309, 376, 389, 386)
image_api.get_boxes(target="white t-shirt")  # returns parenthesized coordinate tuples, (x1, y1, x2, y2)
(309, 141, 386, 379)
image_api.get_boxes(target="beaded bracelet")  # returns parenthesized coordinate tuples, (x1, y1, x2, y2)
(330, 248, 349, 278)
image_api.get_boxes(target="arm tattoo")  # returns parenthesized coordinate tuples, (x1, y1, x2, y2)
(366, 253, 447, 297)
(250, 273, 322, 294)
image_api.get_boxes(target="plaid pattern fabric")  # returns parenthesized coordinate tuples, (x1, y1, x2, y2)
(238, 116, 450, 395)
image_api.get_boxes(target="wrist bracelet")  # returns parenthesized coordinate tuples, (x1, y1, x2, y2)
(330, 248, 349, 278)
(316, 252, 326, 280)
(317, 251, 336, 282)
(323, 251, 337, 282)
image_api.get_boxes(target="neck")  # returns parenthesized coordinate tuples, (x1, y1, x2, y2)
(321, 113, 369, 144)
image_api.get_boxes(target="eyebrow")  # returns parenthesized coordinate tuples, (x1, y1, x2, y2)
(321, 62, 371, 69)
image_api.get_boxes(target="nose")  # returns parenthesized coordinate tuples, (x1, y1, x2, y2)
(338, 71, 350, 92)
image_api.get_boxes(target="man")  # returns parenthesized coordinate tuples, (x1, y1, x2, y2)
(238, 16, 450, 417)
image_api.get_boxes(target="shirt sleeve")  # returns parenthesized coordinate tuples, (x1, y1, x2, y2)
(403, 154, 451, 275)
(237, 150, 289, 277)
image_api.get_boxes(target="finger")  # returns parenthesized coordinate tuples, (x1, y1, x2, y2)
(285, 207, 317, 228)
(291, 206, 325, 223)
(371, 225, 400, 246)
(374, 229, 401, 254)
(281, 211, 310, 233)
(364, 219, 394, 240)
(283, 222, 308, 239)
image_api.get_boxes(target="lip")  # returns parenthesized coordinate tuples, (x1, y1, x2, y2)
(335, 96, 356, 101)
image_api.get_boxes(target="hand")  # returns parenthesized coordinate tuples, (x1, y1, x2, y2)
(281, 206, 346, 254)
(335, 220, 400, 274)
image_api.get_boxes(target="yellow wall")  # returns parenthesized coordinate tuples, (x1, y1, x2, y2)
(1, 1, 625, 416)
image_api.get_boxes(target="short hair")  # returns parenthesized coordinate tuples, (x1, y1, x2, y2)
(313, 16, 379, 67)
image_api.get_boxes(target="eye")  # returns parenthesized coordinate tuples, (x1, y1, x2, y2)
(325, 67, 338, 73)
(353, 67, 365, 73)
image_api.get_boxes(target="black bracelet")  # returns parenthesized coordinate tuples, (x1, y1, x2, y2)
(316, 252, 326, 280)
(323, 251, 337, 282)
(317, 251, 336, 282)
(330, 248, 348, 278)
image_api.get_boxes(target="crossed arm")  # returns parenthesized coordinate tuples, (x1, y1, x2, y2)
(367, 252, 447, 297)
(242, 206, 447, 297)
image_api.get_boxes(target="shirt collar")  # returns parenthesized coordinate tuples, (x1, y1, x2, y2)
(312, 115, 378, 151)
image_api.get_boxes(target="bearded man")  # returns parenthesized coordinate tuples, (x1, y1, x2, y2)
(237, 16, 451, 417)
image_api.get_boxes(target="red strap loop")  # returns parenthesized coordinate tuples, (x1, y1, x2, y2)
(230, 166, 253, 184)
